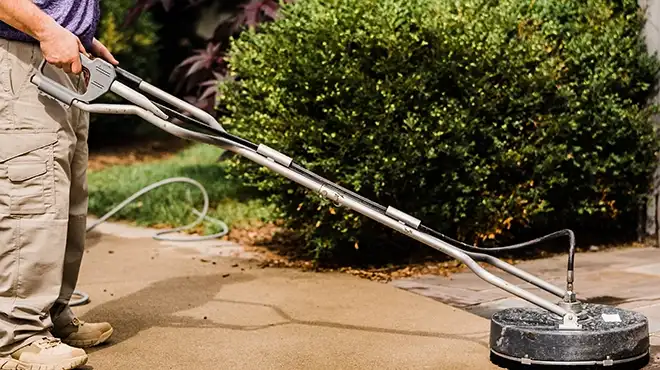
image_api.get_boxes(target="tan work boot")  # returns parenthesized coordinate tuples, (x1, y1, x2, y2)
(9, 336, 87, 370)
(0, 357, 21, 369)
(53, 318, 113, 348)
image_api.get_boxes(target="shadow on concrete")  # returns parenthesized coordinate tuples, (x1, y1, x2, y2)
(79, 272, 489, 355)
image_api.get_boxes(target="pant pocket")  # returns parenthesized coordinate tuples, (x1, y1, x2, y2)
(7, 161, 48, 214)
(0, 132, 57, 215)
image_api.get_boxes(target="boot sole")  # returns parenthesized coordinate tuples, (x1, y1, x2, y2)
(63, 328, 114, 349)
(15, 354, 88, 370)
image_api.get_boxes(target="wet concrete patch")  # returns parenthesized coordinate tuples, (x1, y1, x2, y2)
(582, 295, 629, 305)
(78, 272, 258, 350)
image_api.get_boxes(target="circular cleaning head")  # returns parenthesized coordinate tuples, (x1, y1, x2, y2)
(489, 303, 650, 368)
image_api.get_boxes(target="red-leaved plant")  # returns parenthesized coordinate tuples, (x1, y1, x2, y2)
(125, 0, 292, 113)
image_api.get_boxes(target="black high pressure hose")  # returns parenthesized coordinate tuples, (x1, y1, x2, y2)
(156, 101, 578, 292)
(420, 226, 576, 292)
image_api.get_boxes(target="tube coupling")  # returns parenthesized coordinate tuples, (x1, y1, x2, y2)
(257, 144, 292, 167)
(385, 206, 421, 229)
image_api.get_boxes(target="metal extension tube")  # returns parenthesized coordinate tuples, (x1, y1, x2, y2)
(31, 55, 582, 326)
(70, 103, 573, 320)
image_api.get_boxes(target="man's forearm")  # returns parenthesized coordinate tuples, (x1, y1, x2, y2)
(0, 0, 58, 41)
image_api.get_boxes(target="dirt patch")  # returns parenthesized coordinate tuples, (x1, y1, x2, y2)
(582, 295, 630, 306)
(215, 220, 516, 282)
(223, 223, 656, 284)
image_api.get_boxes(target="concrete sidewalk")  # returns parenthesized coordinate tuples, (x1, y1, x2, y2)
(70, 227, 499, 369)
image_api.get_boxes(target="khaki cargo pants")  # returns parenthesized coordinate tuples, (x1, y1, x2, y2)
(0, 39, 89, 355)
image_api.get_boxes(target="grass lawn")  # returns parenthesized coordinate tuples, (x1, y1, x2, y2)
(87, 143, 276, 236)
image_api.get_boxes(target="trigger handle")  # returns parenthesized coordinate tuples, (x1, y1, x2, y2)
(30, 53, 116, 105)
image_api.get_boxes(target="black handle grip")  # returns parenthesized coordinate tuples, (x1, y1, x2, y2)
(115, 66, 143, 86)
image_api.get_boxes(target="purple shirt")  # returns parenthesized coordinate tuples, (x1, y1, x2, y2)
(0, 0, 100, 49)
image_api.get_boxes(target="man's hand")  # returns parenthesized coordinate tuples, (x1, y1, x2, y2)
(90, 38, 118, 65)
(38, 22, 87, 74)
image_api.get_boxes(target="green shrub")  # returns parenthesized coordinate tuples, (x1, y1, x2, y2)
(218, 0, 660, 265)
(89, 0, 161, 147)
